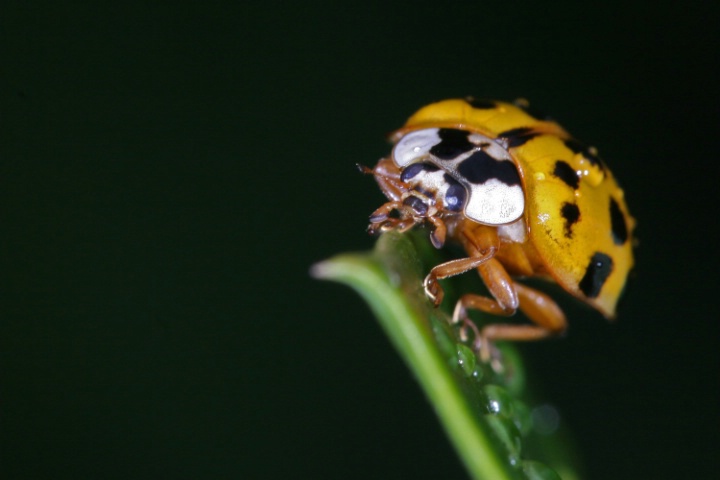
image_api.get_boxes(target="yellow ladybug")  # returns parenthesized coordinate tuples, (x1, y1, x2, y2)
(362, 98, 635, 361)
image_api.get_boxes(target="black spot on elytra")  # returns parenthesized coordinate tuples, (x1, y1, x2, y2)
(443, 174, 466, 212)
(553, 160, 580, 189)
(400, 162, 439, 182)
(609, 197, 629, 245)
(465, 98, 497, 109)
(579, 252, 613, 298)
(457, 150, 521, 186)
(561, 202, 580, 238)
(564, 138, 605, 171)
(430, 129, 474, 160)
(498, 127, 540, 147)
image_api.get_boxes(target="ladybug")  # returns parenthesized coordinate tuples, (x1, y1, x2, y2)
(361, 98, 635, 361)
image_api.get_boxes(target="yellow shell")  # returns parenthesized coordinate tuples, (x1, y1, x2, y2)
(400, 98, 635, 317)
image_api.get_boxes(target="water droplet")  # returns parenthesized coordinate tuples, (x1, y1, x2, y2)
(483, 385, 514, 417)
(521, 460, 562, 480)
(456, 343, 476, 376)
(575, 159, 604, 187)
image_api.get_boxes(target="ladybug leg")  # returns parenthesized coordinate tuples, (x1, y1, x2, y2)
(423, 224, 500, 306)
(513, 283, 567, 338)
(451, 227, 567, 362)
(426, 215, 447, 248)
(367, 200, 417, 235)
(364, 157, 420, 234)
(455, 259, 567, 362)
(449, 257, 518, 361)
(368, 201, 402, 225)
(423, 249, 496, 306)
(359, 157, 406, 202)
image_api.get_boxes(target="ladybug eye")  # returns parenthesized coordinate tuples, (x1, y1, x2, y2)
(401, 162, 439, 183)
(400, 163, 425, 182)
(444, 179, 466, 212)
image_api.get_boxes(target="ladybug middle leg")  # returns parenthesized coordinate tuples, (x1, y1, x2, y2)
(455, 274, 568, 362)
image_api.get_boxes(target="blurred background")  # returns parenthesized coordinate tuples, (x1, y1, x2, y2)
(1, 1, 718, 478)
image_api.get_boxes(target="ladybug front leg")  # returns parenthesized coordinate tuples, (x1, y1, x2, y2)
(423, 223, 501, 306)
(423, 250, 497, 306)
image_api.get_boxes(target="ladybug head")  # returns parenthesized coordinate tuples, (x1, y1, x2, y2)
(364, 157, 450, 249)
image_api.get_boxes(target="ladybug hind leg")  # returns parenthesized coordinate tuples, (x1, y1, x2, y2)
(456, 258, 568, 362)
(427, 224, 567, 363)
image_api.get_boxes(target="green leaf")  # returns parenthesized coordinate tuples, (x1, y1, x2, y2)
(312, 232, 581, 480)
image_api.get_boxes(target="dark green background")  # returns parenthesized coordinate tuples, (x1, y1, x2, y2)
(2, 2, 718, 479)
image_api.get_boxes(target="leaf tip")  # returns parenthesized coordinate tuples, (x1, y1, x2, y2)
(308, 260, 331, 280)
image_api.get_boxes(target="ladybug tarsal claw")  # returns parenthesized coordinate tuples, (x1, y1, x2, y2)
(368, 201, 404, 231)
(369, 212, 388, 223)
(423, 274, 444, 306)
(427, 216, 446, 249)
(451, 301, 465, 325)
(429, 229, 444, 249)
(457, 314, 480, 342)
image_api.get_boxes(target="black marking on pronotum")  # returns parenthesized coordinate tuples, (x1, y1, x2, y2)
(609, 197, 629, 245)
(465, 98, 497, 109)
(553, 160, 580, 189)
(400, 162, 439, 182)
(430, 129, 475, 160)
(457, 150, 522, 186)
(561, 202, 580, 238)
(443, 173, 466, 212)
(579, 252, 614, 298)
(402, 195, 428, 216)
(564, 138, 605, 171)
(497, 127, 540, 147)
